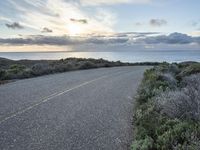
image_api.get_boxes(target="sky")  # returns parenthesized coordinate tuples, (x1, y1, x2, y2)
(0, 0, 200, 52)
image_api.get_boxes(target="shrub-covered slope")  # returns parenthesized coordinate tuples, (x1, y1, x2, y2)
(132, 62, 200, 150)
(0, 58, 129, 81)
(0, 57, 159, 82)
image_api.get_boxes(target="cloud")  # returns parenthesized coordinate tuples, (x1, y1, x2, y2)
(80, 0, 151, 6)
(70, 18, 88, 24)
(0, 16, 12, 22)
(0, 32, 199, 46)
(191, 20, 200, 31)
(41, 27, 53, 33)
(0, 35, 74, 46)
(137, 32, 197, 44)
(5, 22, 24, 29)
(134, 19, 167, 27)
(86, 37, 129, 44)
(149, 19, 167, 27)
(111, 32, 160, 38)
(1, 0, 115, 35)
(0, 34, 129, 46)
(135, 22, 143, 26)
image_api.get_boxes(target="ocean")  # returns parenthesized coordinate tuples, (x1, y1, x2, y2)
(0, 50, 199, 63)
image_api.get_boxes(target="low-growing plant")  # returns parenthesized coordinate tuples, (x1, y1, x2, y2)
(156, 121, 200, 149)
(8, 64, 26, 74)
(177, 63, 200, 80)
(3, 64, 28, 79)
(156, 73, 200, 121)
(78, 61, 97, 69)
(0, 69, 6, 80)
(136, 64, 177, 105)
(31, 63, 53, 76)
(0, 58, 141, 81)
(132, 62, 200, 150)
(132, 136, 153, 150)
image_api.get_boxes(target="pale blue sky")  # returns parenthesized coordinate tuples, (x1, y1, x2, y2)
(0, 0, 200, 51)
(110, 0, 200, 33)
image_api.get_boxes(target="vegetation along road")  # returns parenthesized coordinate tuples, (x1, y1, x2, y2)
(0, 66, 148, 150)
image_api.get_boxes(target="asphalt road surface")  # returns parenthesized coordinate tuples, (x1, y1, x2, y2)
(0, 66, 148, 150)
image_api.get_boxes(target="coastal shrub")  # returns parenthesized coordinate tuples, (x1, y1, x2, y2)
(31, 63, 53, 76)
(182, 73, 200, 89)
(0, 69, 6, 80)
(8, 64, 26, 74)
(132, 63, 200, 150)
(54, 63, 74, 72)
(159, 73, 177, 88)
(0, 57, 139, 81)
(78, 61, 97, 69)
(177, 63, 200, 79)
(156, 73, 200, 121)
(4, 64, 27, 79)
(168, 64, 180, 74)
(136, 65, 177, 105)
(156, 121, 200, 150)
(131, 136, 153, 150)
(21, 69, 33, 78)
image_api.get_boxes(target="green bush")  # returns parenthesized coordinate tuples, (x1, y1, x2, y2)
(156, 121, 200, 149)
(0, 69, 6, 80)
(136, 66, 175, 105)
(0, 58, 138, 81)
(3, 64, 27, 80)
(8, 64, 26, 74)
(132, 136, 153, 150)
(132, 63, 200, 150)
(177, 63, 200, 79)
(31, 63, 53, 76)
(78, 61, 97, 69)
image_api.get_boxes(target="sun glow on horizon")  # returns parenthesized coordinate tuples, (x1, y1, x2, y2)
(0, 45, 73, 52)
(68, 24, 84, 36)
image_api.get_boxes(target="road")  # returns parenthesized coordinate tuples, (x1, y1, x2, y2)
(0, 66, 148, 150)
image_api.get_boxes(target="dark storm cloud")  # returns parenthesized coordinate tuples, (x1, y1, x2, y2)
(70, 18, 88, 24)
(5, 22, 24, 29)
(149, 19, 167, 27)
(41, 27, 53, 33)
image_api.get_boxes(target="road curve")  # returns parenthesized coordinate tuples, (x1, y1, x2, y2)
(0, 66, 148, 150)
